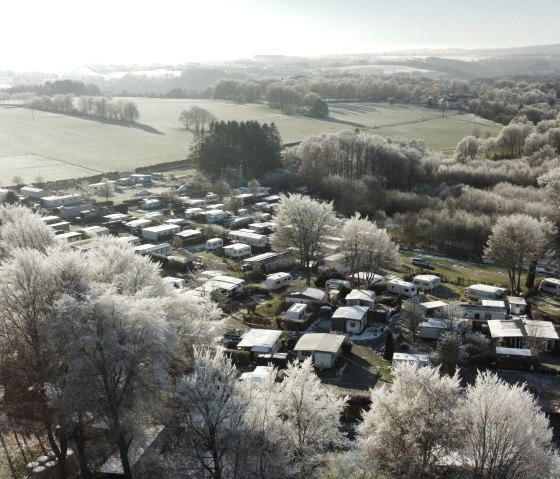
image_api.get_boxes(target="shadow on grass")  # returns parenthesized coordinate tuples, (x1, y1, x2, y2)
(0, 433, 17, 478)
(70, 114, 164, 135)
(295, 114, 366, 129)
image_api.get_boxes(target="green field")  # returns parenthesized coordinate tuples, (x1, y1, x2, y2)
(0, 99, 501, 184)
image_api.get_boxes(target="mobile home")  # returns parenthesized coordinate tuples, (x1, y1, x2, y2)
(223, 243, 252, 259)
(467, 284, 506, 301)
(387, 279, 417, 297)
(206, 209, 227, 224)
(142, 224, 181, 242)
(265, 272, 292, 290)
(204, 192, 219, 203)
(206, 238, 224, 251)
(540, 278, 560, 295)
(227, 230, 268, 247)
(325, 278, 352, 290)
(286, 303, 309, 320)
(134, 243, 172, 256)
(413, 274, 441, 291)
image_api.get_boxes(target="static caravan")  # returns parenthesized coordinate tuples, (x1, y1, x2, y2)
(41, 215, 62, 225)
(142, 198, 161, 210)
(392, 352, 431, 370)
(142, 212, 165, 224)
(387, 279, 417, 298)
(49, 221, 70, 232)
(540, 278, 560, 295)
(507, 296, 527, 315)
(223, 243, 252, 259)
(42, 194, 82, 208)
(237, 208, 249, 217)
(186, 199, 206, 207)
(252, 202, 268, 211)
(130, 173, 151, 183)
(462, 301, 507, 321)
(184, 207, 205, 219)
(134, 243, 172, 256)
(173, 229, 203, 247)
(79, 226, 110, 238)
(206, 238, 224, 251)
(237, 329, 283, 355)
(228, 216, 252, 229)
(207, 203, 226, 211)
(20, 186, 47, 199)
(142, 224, 181, 242)
(204, 192, 219, 203)
(467, 284, 506, 301)
(125, 218, 152, 232)
(286, 303, 309, 320)
(165, 218, 188, 227)
(151, 172, 165, 181)
(227, 230, 268, 247)
(413, 274, 441, 292)
(265, 272, 292, 290)
(206, 209, 227, 224)
(325, 278, 352, 291)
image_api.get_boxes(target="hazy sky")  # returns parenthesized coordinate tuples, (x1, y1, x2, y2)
(3, 0, 560, 71)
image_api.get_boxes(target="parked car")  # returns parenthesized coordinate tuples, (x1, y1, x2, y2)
(411, 257, 431, 269)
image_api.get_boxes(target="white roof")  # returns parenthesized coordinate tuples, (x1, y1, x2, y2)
(223, 243, 251, 251)
(267, 272, 291, 280)
(290, 287, 327, 301)
(126, 219, 152, 227)
(239, 366, 275, 383)
(487, 320, 524, 339)
(142, 224, 180, 233)
(237, 329, 282, 350)
(393, 352, 430, 362)
(421, 300, 447, 310)
(468, 284, 506, 293)
(288, 303, 307, 313)
(523, 319, 559, 340)
(543, 277, 560, 285)
(293, 333, 345, 353)
(388, 279, 415, 287)
(206, 209, 226, 215)
(413, 274, 440, 282)
(507, 296, 527, 305)
(481, 300, 507, 308)
(332, 305, 368, 320)
(134, 243, 170, 252)
(346, 289, 376, 302)
(352, 272, 383, 284)
(496, 347, 532, 357)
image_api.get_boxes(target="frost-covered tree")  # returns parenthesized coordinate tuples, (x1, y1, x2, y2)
(538, 167, 560, 212)
(462, 371, 556, 479)
(358, 363, 462, 479)
(52, 289, 173, 479)
(483, 214, 555, 294)
(271, 194, 336, 285)
(96, 177, 115, 203)
(273, 358, 347, 478)
(340, 213, 398, 286)
(436, 331, 461, 376)
(0, 204, 59, 257)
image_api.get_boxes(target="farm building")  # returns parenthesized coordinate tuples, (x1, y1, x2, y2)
(265, 272, 292, 290)
(462, 301, 507, 321)
(507, 296, 527, 315)
(322, 252, 350, 274)
(173, 228, 203, 247)
(228, 230, 268, 247)
(142, 224, 181, 242)
(345, 289, 376, 310)
(285, 287, 328, 307)
(237, 329, 283, 355)
(331, 305, 368, 334)
(223, 243, 252, 259)
(206, 209, 227, 224)
(41, 194, 82, 208)
(413, 274, 441, 291)
(20, 186, 47, 199)
(285, 303, 309, 321)
(487, 319, 559, 351)
(540, 278, 560, 295)
(242, 251, 296, 273)
(134, 243, 172, 256)
(293, 333, 345, 369)
(206, 238, 224, 251)
(387, 279, 417, 297)
(392, 352, 432, 370)
(467, 284, 506, 301)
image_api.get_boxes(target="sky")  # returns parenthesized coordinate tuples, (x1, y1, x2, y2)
(2, 0, 560, 72)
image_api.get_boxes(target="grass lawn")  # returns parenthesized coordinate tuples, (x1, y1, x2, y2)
(0, 100, 501, 183)
(0, 430, 49, 479)
(255, 297, 283, 319)
(370, 354, 393, 382)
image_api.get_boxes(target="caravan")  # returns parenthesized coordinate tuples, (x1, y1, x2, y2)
(387, 279, 417, 298)
(540, 278, 560, 295)
(265, 272, 292, 290)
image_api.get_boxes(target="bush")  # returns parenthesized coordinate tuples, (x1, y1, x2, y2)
(314, 268, 344, 288)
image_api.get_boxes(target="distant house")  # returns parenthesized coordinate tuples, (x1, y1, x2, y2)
(331, 305, 368, 334)
(293, 333, 345, 369)
(285, 287, 328, 308)
(345, 289, 376, 311)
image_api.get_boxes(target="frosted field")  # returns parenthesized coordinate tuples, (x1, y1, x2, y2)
(0, 100, 501, 184)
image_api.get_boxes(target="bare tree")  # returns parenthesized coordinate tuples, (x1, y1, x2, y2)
(358, 363, 462, 479)
(178, 106, 217, 131)
(121, 101, 139, 122)
(461, 371, 556, 479)
(96, 178, 115, 203)
(483, 214, 555, 294)
(271, 194, 336, 285)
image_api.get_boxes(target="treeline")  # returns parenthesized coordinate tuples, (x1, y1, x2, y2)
(6, 79, 101, 96)
(196, 120, 282, 180)
(29, 95, 140, 122)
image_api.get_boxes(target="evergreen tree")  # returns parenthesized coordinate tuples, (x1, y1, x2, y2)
(383, 330, 395, 361)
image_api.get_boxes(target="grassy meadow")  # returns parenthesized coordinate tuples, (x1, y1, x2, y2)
(0, 99, 501, 184)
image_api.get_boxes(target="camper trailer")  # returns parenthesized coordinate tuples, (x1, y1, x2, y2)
(206, 209, 227, 224)
(223, 243, 252, 259)
(325, 279, 352, 290)
(206, 238, 224, 251)
(265, 272, 292, 290)
(467, 284, 506, 301)
(286, 303, 309, 320)
(540, 278, 560, 295)
(387, 279, 417, 298)
(413, 274, 441, 291)
(204, 193, 219, 203)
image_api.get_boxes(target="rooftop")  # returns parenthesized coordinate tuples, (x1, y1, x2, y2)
(294, 333, 345, 353)
(237, 329, 282, 350)
(507, 296, 527, 305)
(332, 305, 368, 320)
(481, 300, 507, 308)
(345, 289, 376, 302)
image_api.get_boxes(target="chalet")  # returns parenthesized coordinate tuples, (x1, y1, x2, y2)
(345, 289, 376, 310)
(142, 224, 181, 242)
(285, 287, 328, 308)
(487, 319, 559, 351)
(293, 333, 345, 369)
(237, 329, 283, 355)
(413, 274, 441, 291)
(467, 284, 506, 301)
(242, 251, 295, 273)
(331, 305, 368, 334)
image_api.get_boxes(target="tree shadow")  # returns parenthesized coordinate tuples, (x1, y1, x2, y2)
(0, 433, 17, 478)
(296, 115, 366, 129)
(72, 114, 164, 135)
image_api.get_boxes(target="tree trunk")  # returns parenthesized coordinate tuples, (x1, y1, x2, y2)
(74, 419, 91, 479)
(117, 433, 133, 479)
(46, 423, 68, 479)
